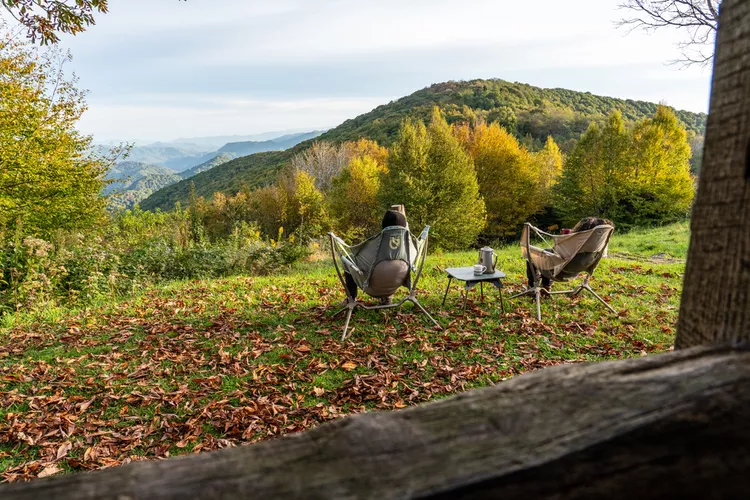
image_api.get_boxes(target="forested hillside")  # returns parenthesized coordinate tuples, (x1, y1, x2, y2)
(105, 161, 181, 210)
(141, 79, 707, 212)
(178, 153, 234, 179)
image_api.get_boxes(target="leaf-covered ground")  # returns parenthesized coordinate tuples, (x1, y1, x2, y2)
(0, 223, 687, 481)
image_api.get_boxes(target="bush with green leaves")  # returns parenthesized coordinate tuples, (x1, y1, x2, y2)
(0, 209, 311, 314)
(554, 107, 695, 229)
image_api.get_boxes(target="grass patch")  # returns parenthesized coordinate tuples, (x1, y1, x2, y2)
(0, 222, 686, 481)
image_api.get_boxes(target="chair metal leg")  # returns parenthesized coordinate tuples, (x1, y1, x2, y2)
(331, 305, 348, 318)
(509, 287, 542, 321)
(509, 288, 535, 300)
(582, 285, 617, 314)
(548, 289, 574, 295)
(341, 306, 355, 341)
(441, 277, 453, 307)
(410, 297, 442, 329)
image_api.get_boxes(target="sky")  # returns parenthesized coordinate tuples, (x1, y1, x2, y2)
(6, 0, 713, 143)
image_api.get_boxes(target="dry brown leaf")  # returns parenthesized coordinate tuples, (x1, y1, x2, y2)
(37, 465, 61, 478)
(78, 398, 95, 412)
(56, 441, 72, 461)
(341, 361, 357, 371)
(313, 387, 325, 397)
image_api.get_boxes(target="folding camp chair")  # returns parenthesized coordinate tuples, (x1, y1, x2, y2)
(329, 225, 441, 340)
(510, 222, 616, 321)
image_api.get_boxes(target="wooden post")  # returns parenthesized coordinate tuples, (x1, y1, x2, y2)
(676, 0, 750, 348)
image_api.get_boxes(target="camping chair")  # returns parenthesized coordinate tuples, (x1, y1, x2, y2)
(509, 222, 616, 321)
(328, 225, 441, 340)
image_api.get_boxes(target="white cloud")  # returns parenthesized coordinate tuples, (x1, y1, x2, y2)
(46, 0, 712, 142)
(79, 96, 388, 142)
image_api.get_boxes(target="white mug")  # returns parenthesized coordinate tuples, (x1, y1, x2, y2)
(473, 264, 486, 275)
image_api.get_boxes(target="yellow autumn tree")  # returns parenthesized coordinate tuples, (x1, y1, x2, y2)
(328, 139, 388, 240)
(456, 121, 544, 238)
(533, 136, 564, 205)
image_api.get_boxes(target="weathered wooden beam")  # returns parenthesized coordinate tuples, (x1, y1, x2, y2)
(677, 0, 750, 347)
(2, 343, 750, 499)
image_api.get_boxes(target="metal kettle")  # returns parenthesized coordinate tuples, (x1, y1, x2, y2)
(477, 246, 497, 274)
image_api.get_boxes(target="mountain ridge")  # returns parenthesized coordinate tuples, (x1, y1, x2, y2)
(140, 78, 707, 212)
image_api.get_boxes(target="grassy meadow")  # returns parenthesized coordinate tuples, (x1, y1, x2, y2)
(0, 222, 688, 481)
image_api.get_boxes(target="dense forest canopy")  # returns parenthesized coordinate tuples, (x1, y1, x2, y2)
(140, 79, 706, 212)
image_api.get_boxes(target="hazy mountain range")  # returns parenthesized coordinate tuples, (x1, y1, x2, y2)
(104, 130, 325, 209)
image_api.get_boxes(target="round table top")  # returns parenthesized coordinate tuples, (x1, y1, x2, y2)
(445, 266, 506, 281)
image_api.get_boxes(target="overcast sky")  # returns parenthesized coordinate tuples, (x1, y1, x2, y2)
(15, 0, 713, 143)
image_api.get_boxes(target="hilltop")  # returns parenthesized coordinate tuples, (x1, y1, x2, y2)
(140, 79, 707, 212)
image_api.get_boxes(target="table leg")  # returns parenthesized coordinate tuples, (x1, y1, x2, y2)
(441, 277, 453, 307)
(499, 284, 505, 313)
(463, 285, 469, 312)
(480, 282, 484, 302)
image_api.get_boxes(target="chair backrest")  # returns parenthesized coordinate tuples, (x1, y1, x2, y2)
(521, 223, 614, 282)
(330, 226, 429, 298)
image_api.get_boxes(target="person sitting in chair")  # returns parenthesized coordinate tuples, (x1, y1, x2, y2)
(526, 217, 614, 293)
(344, 209, 409, 305)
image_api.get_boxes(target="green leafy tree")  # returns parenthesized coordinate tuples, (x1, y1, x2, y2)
(287, 169, 329, 242)
(555, 108, 694, 227)
(245, 184, 285, 238)
(626, 105, 694, 223)
(456, 121, 542, 238)
(533, 136, 564, 205)
(2, 1, 183, 45)
(380, 108, 485, 249)
(2, 0, 109, 44)
(0, 31, 115, 238)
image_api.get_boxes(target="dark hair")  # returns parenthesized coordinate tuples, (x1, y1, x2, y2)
(382, 210, 407, 229)
(572, 217, 614, 232)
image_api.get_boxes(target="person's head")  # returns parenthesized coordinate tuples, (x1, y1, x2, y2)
(382, 210, 407, 229)
(572, 217, 614, 232)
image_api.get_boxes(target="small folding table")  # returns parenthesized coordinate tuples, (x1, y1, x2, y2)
(442, 267, 506, 312)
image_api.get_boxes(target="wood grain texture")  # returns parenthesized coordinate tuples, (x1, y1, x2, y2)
(2, 344, 750, 499)
(677, 0, 750, 348)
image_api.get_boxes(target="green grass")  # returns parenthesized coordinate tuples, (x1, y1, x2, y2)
(0, 222, 687, 481)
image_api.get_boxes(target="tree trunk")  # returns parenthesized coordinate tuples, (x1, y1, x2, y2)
(676, 0, 750, 348)
(2, 344, 750, 500)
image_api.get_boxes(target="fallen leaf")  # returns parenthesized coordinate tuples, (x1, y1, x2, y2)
(56, 441, 72, 460)
(341, 361, 357, 371)
(38, 465, 61, 478)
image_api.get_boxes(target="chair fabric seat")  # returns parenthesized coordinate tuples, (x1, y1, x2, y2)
(543, 252, 602, 282)
(363, 260, 409, 298)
